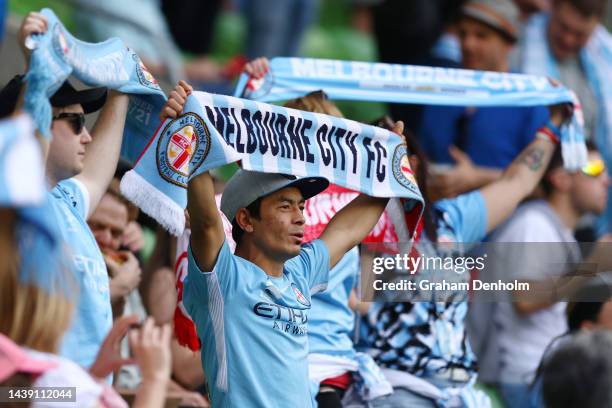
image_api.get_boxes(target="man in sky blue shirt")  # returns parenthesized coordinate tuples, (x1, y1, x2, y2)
(164, 81, 406, 407)
(0, 13, 130, 373)
(43, 88, 128, 373)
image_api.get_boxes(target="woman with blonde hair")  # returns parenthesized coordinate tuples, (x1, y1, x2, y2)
(0, 125, 172, 408)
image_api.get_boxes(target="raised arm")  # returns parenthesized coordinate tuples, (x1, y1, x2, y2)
(320, 195, 389, 268)
(188, 172, 226, 272)
(481, 104, 571, 233)
(16, 13, 50, 156)
(512, 234, 612, 315)
(161, 81, 225, 272)
(75, 91, 129, 217)
(320, 121, 404, 268)
(16, 11, 128, 215)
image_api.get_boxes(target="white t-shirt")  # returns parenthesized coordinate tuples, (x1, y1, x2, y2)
(487, 200, 578, 384)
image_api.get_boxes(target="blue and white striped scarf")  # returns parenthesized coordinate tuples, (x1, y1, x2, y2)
(121, 92, 425, 236)
(234, 57, 587, 171)
(23, 8, 166, 163)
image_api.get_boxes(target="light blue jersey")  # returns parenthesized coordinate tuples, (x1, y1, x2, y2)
(184, 239, 330, 408)
(51, 179, 112, 369)
(308, 246, 359, 357)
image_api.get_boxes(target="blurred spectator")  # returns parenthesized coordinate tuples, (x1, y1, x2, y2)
(418, 0, 549, 200)
(242, 0, 320, 59)
(88, 190, 142, 317)
(472, 143, 609, 408)
(87, 167, 208, 406)
(541, 330, 612, 408)
(566, 273, 612, 332)
(141, 226, 177, 325)
(0, 206, 171, 407)
(359, 104, 569, 407)
(515, 0, 612, 236)
(516, 0, 608, 141)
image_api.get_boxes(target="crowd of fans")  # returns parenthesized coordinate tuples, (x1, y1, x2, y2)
(1, 0, 612, 407)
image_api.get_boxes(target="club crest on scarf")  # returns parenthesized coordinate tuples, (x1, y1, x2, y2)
(392, 144, 418, 194)
(292, 283, 310, 307)
(52, 24, 70, 56)
(245, 71, 274, 99)
(133, 53, 160, 90)
(156, 113, 210, 187)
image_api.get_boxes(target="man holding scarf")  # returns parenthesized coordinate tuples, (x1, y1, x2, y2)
(161, 81, 405, 407)
(0, 12, 130, 374)
(518, 0, 608, 142)
(516, 0, 612, 234)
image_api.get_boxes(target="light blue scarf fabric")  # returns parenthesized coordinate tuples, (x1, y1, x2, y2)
(16, 204, 72, 297)
(0, 113, 70, 296)
(23, 8, 166, 164)
(518, 13, 612, 234)
(0, 114, 44, 206)
(121, 92, 424, 236)
(234, 57, 587, 171)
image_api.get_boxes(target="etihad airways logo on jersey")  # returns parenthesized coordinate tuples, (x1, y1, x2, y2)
(253, 302, 308, 336)
(253, 302, 308, 324)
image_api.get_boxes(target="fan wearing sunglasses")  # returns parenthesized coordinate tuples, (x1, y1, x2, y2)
(0, 12, 132, 374)
(472, 140, 612, 408)
(52, 112, 85, 134)
(47, 111, 90, 181)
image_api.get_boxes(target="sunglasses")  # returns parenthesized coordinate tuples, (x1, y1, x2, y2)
(581, 159, 606, 178)
(52, 112, 85, 134)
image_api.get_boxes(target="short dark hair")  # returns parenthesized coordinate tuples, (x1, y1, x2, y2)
(555, 0, 607, 18)
(566, 275, 612, 331)
(541, 140, 598, 197)
(567, 301, 605, 331)
(231, 198, 262, 244)
(542, 330, 612, 408)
